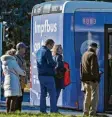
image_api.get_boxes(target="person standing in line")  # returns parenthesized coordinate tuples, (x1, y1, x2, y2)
(52, 45, 66, 106)
(36, 39, 57, 113)
(1, 49, 26, 113)
(15, 42, 28, 111)
(80, 42, 100, 117)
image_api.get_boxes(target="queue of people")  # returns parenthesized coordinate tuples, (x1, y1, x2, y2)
(0, 39, 101, 117)
(36, 40, 68, 113)
(36, 39, 101, 116)
(1, 42, 27, 113)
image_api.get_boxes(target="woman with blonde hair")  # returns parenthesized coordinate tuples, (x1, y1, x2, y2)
(1, 49, 26, 113)
(52, 45, 66, 107)
(5, 48, 16, 56)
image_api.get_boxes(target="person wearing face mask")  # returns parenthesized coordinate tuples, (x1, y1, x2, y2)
(15, 42, 28, 111)
(80, 42, 100, 117)
(52, 45, 66, 106)
(36, 39, 57, 113)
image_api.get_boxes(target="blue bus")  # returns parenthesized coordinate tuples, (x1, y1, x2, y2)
(30, 1, 112, 112)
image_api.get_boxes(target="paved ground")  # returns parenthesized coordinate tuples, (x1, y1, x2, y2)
(0, 101, 82, 115)
(1, 101, 112, 117)
(0, 92, 112, 116)
(0, 92, 82, 115)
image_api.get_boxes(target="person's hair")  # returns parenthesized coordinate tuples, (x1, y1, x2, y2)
(5, 48, 16, 56)
(45, 39, 54, 46)
(52, 45, 61, 56)
(7, 43, 14, 50)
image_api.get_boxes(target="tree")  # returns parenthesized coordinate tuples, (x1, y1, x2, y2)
(1, 0, 45, 80)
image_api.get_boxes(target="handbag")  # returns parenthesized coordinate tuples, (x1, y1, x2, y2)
(64, 62, 71, 87)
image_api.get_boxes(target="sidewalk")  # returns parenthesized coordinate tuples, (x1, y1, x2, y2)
(0, 101, 112, 117)
(0, 101, 82, 115)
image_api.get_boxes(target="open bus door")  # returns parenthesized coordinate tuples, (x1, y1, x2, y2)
(0, 23, 2, 101)
(104, 25, 112, 112)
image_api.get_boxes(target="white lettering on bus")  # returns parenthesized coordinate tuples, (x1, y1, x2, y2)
(35, 20, 57, 36)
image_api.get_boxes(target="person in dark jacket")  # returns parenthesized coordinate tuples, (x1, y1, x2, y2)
(15, 42, 27, 112)
(80, 42, 100, 116)
(52, 45, 66, 105)
(36, 39, 57, 113)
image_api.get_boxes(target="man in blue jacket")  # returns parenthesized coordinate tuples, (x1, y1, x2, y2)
(36, 39, 57, 113)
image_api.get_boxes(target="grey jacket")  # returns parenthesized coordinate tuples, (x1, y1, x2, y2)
(15, 52, 26, 70)
(15, 52, 26, 89)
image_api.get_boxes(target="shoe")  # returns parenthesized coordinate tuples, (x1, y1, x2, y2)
(83, 114, 89, 117)
(83, 112, 89, 116)
(40, 112, 48, 114)
(89, 113, 99, 117)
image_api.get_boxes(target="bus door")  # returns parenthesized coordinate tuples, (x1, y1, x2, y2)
(0, 23, 2, 101)
(105, 25, 112, 111)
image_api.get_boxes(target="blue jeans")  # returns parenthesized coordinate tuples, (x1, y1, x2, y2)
(56, 88, 61, 104)
(38, 76, 57, 113)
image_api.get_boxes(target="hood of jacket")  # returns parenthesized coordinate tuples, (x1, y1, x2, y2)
(1, 55, 16, 63)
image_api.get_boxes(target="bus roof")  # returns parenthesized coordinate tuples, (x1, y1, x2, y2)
(32, 1, 112, 15)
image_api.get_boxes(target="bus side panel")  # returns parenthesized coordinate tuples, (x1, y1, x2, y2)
(63, 13, 79, 109)
(74, 11, 105, 112)
(63, 83, 79, 108)
(30, 13, 64, 106)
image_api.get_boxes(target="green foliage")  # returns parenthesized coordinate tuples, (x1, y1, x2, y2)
(0, 113, 81, 117)
(0, 112, 108, 117)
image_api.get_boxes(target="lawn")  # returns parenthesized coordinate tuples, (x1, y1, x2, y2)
(0, 113, 80, 117)
(0, 112, 108, 117)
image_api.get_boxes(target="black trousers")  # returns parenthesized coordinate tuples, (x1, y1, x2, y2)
(6, 96, 17, 113)
(15, 89, 24, 111)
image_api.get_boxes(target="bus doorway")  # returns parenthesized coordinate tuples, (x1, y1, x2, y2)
(105, 25, 112, 111)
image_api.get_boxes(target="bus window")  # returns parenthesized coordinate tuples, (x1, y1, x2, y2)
(43, 4, 51, 14)
(33, 6, 43, 15)
(51, 4, 62, 13)
(32, 2, 63, 16)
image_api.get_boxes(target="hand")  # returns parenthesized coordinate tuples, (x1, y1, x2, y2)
(99, 71, 104, 75)
(66, 68, 70, 72)
(23, 71, 26, 76)
(99, 72, 103, 78)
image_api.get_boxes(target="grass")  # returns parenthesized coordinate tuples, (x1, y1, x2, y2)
(0, 113, 80, 117)
(0, 112, 109, 117)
